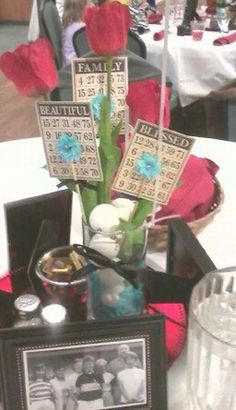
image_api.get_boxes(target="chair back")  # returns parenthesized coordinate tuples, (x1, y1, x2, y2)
(73, 27, 147, 59)
(72, 26, 90, 57)
(127, 30, 147, 59)
(40, 0, 63, 69)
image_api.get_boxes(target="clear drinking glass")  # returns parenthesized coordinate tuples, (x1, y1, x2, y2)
(216, 7, 230, 33)
(191, 20, 205, 41)
(187, 266, 236, 410)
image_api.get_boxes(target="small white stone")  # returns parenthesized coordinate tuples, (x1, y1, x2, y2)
(101, 291, 119, 307)
(97, 268, 125, 287)
(89, 235, 120, 260)
(112, 284, 125, 294)
(89, 204, 120, 233)
(111, 198, 136, 221)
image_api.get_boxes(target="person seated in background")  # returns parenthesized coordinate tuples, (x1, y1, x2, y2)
(62, 0, 91, 66)
(129, 0, 150, 33)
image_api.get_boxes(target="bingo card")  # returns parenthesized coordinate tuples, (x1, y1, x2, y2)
(112, 120, 195, 205)
(36, 101, 103, 181)
(72, 56, 128, 133)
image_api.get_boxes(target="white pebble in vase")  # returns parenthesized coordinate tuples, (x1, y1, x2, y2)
(111, 197, 136, 221)
(89, 234, 120, 260)
(97, 268, 125, 286)
(100, 291, 119, 307)
(89, 203, 120, 232)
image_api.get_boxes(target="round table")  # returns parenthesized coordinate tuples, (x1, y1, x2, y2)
(141, 25, 236, 107)
(0, 136, 236, 409)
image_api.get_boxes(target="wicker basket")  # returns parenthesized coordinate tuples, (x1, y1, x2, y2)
(147, 179, 225, 251)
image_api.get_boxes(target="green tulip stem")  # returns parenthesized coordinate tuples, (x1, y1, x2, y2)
(106, 56, 113, 114)
(44, 92, 51, 101)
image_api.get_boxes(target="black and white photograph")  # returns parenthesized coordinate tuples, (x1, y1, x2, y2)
(23, 339, 146, 410)
(0, 315, 167, 410)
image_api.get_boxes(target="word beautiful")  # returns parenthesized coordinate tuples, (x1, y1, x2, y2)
(38, 104, 89, 117)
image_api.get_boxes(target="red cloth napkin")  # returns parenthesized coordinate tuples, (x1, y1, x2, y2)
(148, 303, 186, 367)
(126, 79, 171, 129)
(213, 32, 236, 46)
(153, 30, 165, 41)
(0, 274, 12, 293)
(148, 12, 163, 24)
(151, 154, 219, 224)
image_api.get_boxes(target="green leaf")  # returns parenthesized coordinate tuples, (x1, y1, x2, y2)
(80, 181, 98, 222)
(175, 178, 184, 189)
(111, 120, 122, 145)
(97, 95, 121, 203)
(119, 219, 146, 263)
(132, 199, 153, 228)
(98, 144, 121, 203)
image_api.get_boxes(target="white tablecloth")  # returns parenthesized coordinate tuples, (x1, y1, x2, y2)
(141, 25, 236, 107)
(1, 136, 236, 276)
(0, 136, 236, 408)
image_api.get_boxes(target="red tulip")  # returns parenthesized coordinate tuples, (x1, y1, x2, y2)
(83, 1, 131, 56)
(0, 38, 58, 97)
(126, 79, 171, 128)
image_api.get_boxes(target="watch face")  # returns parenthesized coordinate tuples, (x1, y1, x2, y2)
(5, 190, 72, 296)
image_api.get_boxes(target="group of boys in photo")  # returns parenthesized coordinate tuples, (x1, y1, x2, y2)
(28, 343, 146, 410)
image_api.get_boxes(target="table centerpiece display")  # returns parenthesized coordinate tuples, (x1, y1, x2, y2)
(53, 1, 162, 319)
(0, 1, 196, 322)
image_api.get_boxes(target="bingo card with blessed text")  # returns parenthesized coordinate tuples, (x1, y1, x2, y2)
(112, 120, 195, 205)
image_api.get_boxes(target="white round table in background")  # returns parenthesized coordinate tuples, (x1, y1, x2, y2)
(141, 25, 236, 107)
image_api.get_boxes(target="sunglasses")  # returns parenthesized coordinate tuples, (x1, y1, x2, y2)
(71, 244, 201, 304)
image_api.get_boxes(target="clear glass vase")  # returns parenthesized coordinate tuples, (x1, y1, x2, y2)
(187, 266, 236, 410)
(83, 222, 147, 320)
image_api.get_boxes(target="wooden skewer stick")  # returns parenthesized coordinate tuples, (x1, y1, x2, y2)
(71, 162, 87, 224)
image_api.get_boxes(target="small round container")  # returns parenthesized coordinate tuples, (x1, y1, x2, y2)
(35, 246, 87, 321)
(41, 304, 68, 325)
(14, 294, 43, 328)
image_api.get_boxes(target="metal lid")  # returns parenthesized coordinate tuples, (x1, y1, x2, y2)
(41, 304, 67, 325)
(14, 294, 41, 314)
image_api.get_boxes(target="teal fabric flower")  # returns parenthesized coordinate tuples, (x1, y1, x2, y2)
(56, 134, 81, 163)
(135, 152, 161, 181)
(91, 92, 116, 120)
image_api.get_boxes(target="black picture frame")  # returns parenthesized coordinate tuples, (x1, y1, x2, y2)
(4, 189, 72, 296)
(0, 314, 167, 410)
(140, 218, 216, 306)
(166, 218, 216, 280)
